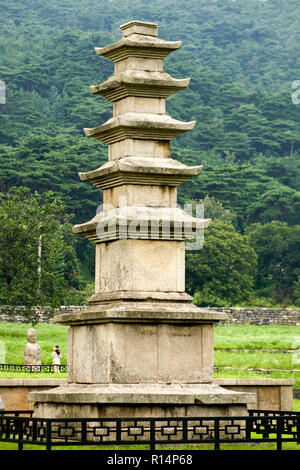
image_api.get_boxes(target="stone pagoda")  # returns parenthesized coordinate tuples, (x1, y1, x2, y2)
(31, 21, 253, 418)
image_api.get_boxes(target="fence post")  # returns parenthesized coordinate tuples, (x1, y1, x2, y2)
(150, 420, 156, 451)
(46, 420, 52, 451)
(81, 419, 87, 446)
(116, 419, 121, 445)
(276, 417, 282, 451)
(296, 416, 300, 445)
(245, 416, 252, 442)
(182, 418, 187, 444)
(18, 419, 23, 451)
(5, 417, 11, 440)
(32, 418, 38, 444)
(214, 418, 220, 451)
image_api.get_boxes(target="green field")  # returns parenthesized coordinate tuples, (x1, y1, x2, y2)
(214, 324, 300, 350)
(0, 322, 300, 386)
(0, 440, 299, 451)
(213, 324, 300, 387)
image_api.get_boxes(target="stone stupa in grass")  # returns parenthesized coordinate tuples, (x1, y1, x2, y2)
(30, 21, 254, 418)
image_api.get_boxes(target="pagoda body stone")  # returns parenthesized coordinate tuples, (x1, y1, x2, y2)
(30, 21, 254, 419)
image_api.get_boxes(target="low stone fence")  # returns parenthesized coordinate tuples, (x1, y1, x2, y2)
(0, 305, 299, 325)
(210, 307, 300, 325)
(0, 305, 83, 323)
(213, 378, 295, 411)
(0, 379, 67, 410)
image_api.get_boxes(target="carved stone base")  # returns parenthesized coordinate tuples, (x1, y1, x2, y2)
(53, 301, 226, 384)
(30, 382, 255, 419)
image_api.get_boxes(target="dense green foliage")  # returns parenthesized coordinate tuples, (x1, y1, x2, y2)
(0, 187, 81, 320)
(187, 220, 257, 307)
(246, 222, 300, 305)
(0, 0, 299, 306)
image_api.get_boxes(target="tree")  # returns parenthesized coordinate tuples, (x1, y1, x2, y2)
(246, 221, 300, 304)
(181, 165, 300, 229)
(246, 186, 300, 226)
(293, 276, 300, 307)
(0, 187, 80, 322)
(189, 195, 237, 226)
(0, 132, 105, 223)
(186, 220, 257, 306)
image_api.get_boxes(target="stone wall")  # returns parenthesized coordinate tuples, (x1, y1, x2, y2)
(210, 307, 300, 325)
(0, 305, 299, 325)
(0, 305, 84, 323)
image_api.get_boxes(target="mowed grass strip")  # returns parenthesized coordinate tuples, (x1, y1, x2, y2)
(214, 350, 299, 370)
(214, 324, 300, 350)
(214, 324, 300, 387)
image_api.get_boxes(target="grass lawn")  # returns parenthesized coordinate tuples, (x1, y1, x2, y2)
(0, 442, 299, 451)
(214, 324, 300, 350)
(213, 324, 300, 387)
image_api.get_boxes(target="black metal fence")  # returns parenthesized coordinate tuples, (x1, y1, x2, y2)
(0, 364, 67, 373)
(0, 410, 299, 451)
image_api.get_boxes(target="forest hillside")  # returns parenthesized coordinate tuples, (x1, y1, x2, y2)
(0, 0, 299, 308)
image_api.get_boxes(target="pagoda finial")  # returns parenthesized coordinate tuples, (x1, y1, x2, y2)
(120, 20, 158, 37)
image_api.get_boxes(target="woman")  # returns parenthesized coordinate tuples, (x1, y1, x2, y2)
(52, 345, 62, 373)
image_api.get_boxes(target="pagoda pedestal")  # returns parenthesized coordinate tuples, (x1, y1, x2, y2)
(30, 21, 254, 419)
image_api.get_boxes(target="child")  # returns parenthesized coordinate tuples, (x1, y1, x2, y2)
(52, 345, 62, 373)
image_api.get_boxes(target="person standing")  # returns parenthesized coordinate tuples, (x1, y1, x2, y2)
(52, 345, 62, 373)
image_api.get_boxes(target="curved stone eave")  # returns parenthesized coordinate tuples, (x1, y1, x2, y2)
(78, 156, 203, 180)
(89, 72, 191, 100)
(94, 36, 182, 61)
(83, 113, 196, 143)
(78, 157, 203, 188)
(72, 207, 211, 242)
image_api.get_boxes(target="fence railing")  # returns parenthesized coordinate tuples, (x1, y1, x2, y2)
(0, 364, 67, 373)
(1, 363, 298, 377)
(0, 410, 299, 451)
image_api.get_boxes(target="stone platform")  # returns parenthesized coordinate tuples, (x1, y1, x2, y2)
(30, 302, 254, 418)
(30, 382, 255, 419)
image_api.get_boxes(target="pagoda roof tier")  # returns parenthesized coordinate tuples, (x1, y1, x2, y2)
(94, 34, 182, 63)
(84, 113, 196, 144)
(78, 157, 203, 189)
(89, 71, 190, 101)
(72, 206, 211, 243)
